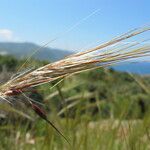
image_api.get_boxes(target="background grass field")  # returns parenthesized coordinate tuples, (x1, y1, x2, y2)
(0, 55, 150, 150)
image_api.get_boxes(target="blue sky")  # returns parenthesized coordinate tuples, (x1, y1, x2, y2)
(0, 0, 149, 51)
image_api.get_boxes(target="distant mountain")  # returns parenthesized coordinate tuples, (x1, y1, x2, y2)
(0, 42, 149, 75)
(113, 62, 150, 75)
(0, 42, 72, 61)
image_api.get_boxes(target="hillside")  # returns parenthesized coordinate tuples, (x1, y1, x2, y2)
(0, 42, 72, 61)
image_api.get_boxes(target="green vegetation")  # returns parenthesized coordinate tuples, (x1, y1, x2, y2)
(0, 55, 150, 150)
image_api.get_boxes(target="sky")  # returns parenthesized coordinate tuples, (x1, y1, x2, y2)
(0, 0, 149, 51)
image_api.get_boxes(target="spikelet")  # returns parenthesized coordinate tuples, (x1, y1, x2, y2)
(0, 26, 149, 95)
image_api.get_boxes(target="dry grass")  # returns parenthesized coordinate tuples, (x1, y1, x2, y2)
(0, 26, 150, 145)
(0, 26, 149, 96)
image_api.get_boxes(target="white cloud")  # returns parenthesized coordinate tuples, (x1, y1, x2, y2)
(0, 29, 13, 40)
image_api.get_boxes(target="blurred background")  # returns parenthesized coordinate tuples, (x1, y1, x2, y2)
(0, 0, 150, 150)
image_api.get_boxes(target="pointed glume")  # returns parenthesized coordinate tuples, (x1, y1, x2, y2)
(31, 103, 70, 144)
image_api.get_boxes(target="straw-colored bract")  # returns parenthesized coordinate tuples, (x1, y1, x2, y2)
(0, 26, 149, 96)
